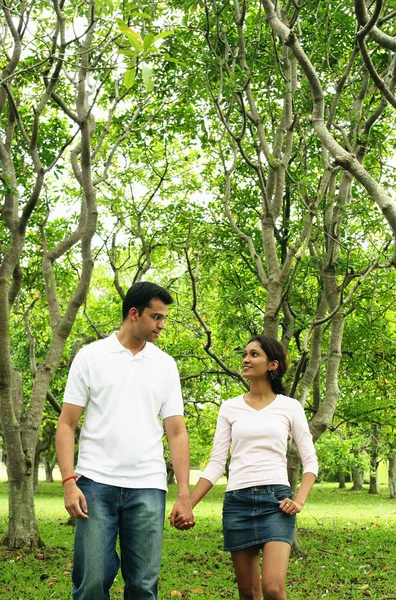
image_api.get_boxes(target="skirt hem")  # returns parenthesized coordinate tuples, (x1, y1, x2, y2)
(224, 537, 292, 552)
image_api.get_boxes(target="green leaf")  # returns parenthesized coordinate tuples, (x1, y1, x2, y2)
(131, 11, 152, 19)
(142, 64, 154, 92)
(152, 30, 173, 43)
(120, 49, 137, 58)
(164, 53, 187, 68)
(124, 66, 136, 89)
(143, 32, 155, 51)
(116, 19, 143, 52)
(95, 0, 116, 15)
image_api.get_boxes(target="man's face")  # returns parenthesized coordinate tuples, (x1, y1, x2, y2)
(129, 299, 169, 343)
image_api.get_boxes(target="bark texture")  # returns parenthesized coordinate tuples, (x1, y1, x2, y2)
(388, 456, 396, 498)
(351, 465, 364, 491)
(368, 424, 380, 495)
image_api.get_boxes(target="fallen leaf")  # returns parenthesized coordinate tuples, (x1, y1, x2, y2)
(192, 590, 204, 594)
(170, 592, 182, 598)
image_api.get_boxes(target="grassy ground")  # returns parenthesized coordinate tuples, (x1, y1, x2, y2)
(0, 481, 395, 599)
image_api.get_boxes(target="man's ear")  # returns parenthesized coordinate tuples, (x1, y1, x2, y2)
(128, 307, 139, 321)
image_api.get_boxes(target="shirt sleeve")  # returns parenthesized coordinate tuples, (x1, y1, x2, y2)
(63, 351, 89, 408)
(200, 404, 231, 485)
(291, 401, 318, 476)
(160, 359, 184, 419)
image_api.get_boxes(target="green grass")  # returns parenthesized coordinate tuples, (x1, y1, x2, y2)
(1, 481, 396, 599)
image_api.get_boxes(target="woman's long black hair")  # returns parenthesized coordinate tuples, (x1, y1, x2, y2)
(248, 334, 288, 395)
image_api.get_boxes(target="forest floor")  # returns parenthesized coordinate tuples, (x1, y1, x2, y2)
(0, 481, 395, 599)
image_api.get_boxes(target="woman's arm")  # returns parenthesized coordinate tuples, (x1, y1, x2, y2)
(290, 401, 319, 477)
(198, 406, 232, 486)
(173, 477, 213, 529)
(294, 472, 316, 507)
(279, 471, 316, 514)
(190, 477, 213, 508)
(279, 401, 318, 515)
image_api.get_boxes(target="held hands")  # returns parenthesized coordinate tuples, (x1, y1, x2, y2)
(169, 496, 195, 531)
(279, 497, 303, 515)
(63, 480, 89, 519)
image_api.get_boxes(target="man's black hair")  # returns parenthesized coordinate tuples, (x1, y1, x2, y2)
(122, 282, 173, 320)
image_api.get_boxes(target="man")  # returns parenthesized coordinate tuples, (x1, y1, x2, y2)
(56, 281, 194, 600)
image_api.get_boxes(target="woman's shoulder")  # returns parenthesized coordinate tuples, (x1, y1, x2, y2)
(276, 394, 304, 411)
(220, 395, 244, 411)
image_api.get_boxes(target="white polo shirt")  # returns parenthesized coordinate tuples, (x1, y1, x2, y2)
(63, 333, 184, 490)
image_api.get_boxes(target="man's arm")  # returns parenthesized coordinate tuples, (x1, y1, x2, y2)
(56, 403, 88, 519)
(163, 415, 194, 529)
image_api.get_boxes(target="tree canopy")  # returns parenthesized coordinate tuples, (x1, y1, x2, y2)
(1, 0, 396, 547)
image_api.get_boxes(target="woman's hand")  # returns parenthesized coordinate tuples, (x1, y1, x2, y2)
(170, 512, 196, 530)
(281, 473, 316, 515)
(279, 498, 303, 515)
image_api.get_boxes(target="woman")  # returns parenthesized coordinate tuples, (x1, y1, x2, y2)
(176, 335, 318, 600)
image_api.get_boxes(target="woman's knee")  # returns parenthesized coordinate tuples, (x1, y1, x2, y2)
(237, 584, 261, 600)
(262, 579, 286, 600)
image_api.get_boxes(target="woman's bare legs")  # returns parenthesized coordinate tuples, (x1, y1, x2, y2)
(261, 541, 291, 600)
(231, 546, 261, 600)
(231, 541, 290, 600)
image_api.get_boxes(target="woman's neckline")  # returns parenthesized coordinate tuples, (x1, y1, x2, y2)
(242, 393, 279, 412)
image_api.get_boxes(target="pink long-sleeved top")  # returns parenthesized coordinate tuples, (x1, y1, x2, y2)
(201, 394, 318, 491)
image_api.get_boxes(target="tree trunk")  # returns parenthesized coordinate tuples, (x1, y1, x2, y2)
(338, 472, 346, 489)
(388, 456, 396, 498)
(368, 424, 380, 495)
(33, 446, 40, 494)
(350, 465, 364, 491)
(166, 460, 175, 485)
(287, 441, 301, 494)
(1, 367, 43, 547)
(0, 2, 99, 548)
(6, 466, 43, 548)
(44, 457, 56, 483)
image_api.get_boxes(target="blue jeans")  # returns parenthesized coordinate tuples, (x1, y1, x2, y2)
(72, 477, 166, 600)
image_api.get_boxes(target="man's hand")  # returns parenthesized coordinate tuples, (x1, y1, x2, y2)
(169, 497, 195, 530)
(63, 480, 89, 519)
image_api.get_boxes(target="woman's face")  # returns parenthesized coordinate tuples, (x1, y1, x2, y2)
(241, 341, 278, 379)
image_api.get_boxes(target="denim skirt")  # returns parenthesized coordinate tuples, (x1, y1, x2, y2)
(222, 484, 295, 551)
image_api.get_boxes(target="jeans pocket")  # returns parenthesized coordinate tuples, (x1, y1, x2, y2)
(75, 475, 89, 491)
(273, 485, 293, 502)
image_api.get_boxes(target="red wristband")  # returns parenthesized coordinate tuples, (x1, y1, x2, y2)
(62, 475, 78, 485)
